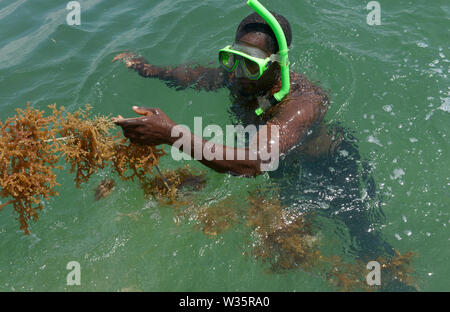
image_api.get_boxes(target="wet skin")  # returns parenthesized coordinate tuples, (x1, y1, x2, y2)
(113, 32, 338, 177)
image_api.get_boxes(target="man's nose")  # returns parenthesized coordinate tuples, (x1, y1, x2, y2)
(234, 62, 245, 78)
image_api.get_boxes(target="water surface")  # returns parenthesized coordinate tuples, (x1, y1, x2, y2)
(0, 0, 448, 291)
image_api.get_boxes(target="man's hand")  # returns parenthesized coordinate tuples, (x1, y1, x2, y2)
(113, 52, 159, 77)
(113, 106, 176, 146)
(112, 52, 138, 67)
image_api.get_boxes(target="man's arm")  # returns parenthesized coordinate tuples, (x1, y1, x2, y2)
(113, 52, 228, 91)
(115, 92, 326, 177)
(170, 132, 264, 177)
(167, 92, 326, 176)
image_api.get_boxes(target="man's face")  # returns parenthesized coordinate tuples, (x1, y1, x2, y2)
(234, 32, 279, 96)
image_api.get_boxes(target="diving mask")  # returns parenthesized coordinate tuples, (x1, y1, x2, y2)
(219, 42, 280, 80)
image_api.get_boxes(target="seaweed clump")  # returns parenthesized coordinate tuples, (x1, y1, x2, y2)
(326, 257, 371, 292)
(50, 104, 115, 186)
(247, 191, 323, 273)
(377, 249, 417, 289)
(177, 196, 239, 236)
(326, 250, 417, 291)
(112, 138, 165, 184)
(95, 179, 116, 201)
(0, 103, 165, 234)
(141, 165, 207, 203)
(0, 104, 60, 234)
(49, 104, 164, 187)
(245, 191, 417, 291)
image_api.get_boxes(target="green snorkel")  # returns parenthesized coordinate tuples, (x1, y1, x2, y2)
(247, 0, 290, 115)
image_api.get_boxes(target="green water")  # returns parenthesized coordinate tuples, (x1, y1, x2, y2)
(0, 0, 449, 291)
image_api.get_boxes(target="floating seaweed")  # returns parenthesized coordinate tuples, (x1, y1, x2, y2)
(140, 165, 207, 204)
(326, 250, 418, 291)
(95, 178, 116, 201)
(0, 104, 60, 234)
(112, 138, 165, 184)
(326, 257, 371, 292)
(245, 190, 417, 291)
(49, 104, 115, 187)
(377, 249, 417, 290)
(0, 103, 165, 234)
(247, 190, 324, 273)
(177, 196, 239, 236)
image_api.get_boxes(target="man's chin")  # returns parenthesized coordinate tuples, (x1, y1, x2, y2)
(236, 83, 256, 96)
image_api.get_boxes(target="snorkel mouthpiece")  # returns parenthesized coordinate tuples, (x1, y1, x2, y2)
(247, 0, 290, 106)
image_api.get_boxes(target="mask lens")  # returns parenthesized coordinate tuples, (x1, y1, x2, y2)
(219, 51, 235, 71)
(219, 48, 264, 80)
(243, 58, 260, 76)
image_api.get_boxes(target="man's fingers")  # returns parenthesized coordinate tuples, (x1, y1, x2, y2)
(112, 53, 127, 63)
(112, 52, 132, 63)
(113, 107, 159, 127)
(114, 118, 142, 127)
(111, 115, 123, 123)
(132, 106, 157, 116)
(112, 115, 131, 126)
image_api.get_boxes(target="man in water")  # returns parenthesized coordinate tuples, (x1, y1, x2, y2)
(113, 12, 340, 176)
(113, 12, 414, 290)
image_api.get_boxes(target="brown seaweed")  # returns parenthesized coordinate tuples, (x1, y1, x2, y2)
(140, 165, 207, 204)
(0, 104, 60, 234)
(95, 179, 116, 200)
(0, 103, 165, 234)
(177, 196, 239, 236)
(246, 191, 417, 291)
(247, 191, 324, 273)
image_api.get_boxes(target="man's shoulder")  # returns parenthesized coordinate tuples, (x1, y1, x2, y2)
(286, 71, 329, 113)
(266, 72, 328, 123)
(289, 71, 328, 100)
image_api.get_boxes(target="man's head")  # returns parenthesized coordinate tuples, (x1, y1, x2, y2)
(233, 12, 292, 95)
(235, 12, 292, 55)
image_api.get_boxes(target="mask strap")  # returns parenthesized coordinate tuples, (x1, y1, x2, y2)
(255, 95, 279, 116)
(269, 53, 280, 63)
